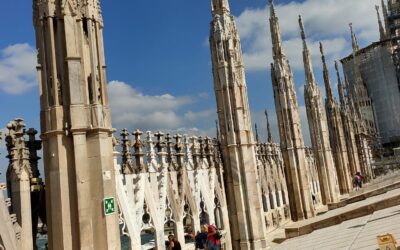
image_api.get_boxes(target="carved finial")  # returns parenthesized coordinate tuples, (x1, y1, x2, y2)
(300, 15, 316, 85)
(132, 129, 145, 173)
(120, 128, 129, 142)
(320, 42, 334, 101)
(174, 134, 184, 170)
(255, 123, 260, 143)
(376, 5, 387, 40)
(191, 136, 200, 169)
(146, 131, 158, 172)
(382, 0, 390, 34)
(335, 61, 342, 86)
(211, 0, 230, 13)
(335, 61, 346, 108)
(270, 63, 277, 85)
(270, 0, 285, 62)
(205, 137, 215, 168)
(215, 120, 220, 142)
(349, 23, 359, 52)
(319, 42, 324, 56)
(299, 15, 306, 43)
(133, 129, 143, 138)
(265, 110, 274, 143)
(120, 129, 133, 174)
(269, 0, 276, 17)
(166, 134, 176, 171)
(174, 134, 184, 155)
(183, 135, 193, 166)
(154, 131, 166, 153)
(6, 118, 32, 180)
(111, 128, 119, 151)
(26, 128, 42, 178)
(198, 136, 206, 159)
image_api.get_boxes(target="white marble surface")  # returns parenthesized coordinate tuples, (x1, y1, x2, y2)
(273, 205, 400, 250)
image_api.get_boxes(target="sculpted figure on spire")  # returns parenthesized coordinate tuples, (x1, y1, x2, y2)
(210, 0, 267, 248)
(269, 2, 315, 221)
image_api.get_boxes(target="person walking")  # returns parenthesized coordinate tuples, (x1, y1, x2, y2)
(206, 224, 221, 250)
(353, 172, 363, 191)
(194, 225, 208, 250)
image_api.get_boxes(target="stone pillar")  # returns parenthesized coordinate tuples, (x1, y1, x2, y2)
(25, 128, 44, 248)
(268, 1, 315, 221)
(210, 0, 267, 249)
(347, 24, 375, 179)
(331, 62, 354, 193)
(341, 77, 362, 177)
(299, 17, 340, 204)
(6, 119, 33, 250)
(33, 1, 121, 249)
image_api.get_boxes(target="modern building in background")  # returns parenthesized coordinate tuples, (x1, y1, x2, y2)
(341, 0, 400, 149)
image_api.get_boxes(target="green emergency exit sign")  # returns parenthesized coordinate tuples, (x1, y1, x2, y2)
(103, 197, 116, 216)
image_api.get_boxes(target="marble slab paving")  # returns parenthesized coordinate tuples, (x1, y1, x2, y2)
(273, 205, 400, 250)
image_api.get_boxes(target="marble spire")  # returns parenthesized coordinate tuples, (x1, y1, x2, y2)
(320, 42, 334, 102)
(319, 42, 352, 195)
(269, 0, 315, 221)
(255, 123, 260, 143)
(336, 62, 346, 109)
(335, 61, 362, 177)
(270, 0, 285, 61)
(299, 15, 316, 85)
(382, 0, 390, 36)
(349, 25, 375, 179)
(300, 20, 340, 203)
(265, 110, 274, 143)
(210, 0, 266, 248)
(350, 23, 360, 51)
(33, 0, 121, 248)
(376, 5, 387, 40)
(211, 0, 230, 13)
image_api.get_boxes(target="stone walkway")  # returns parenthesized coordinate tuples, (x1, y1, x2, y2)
(267, 175, 400, 249)
(272, 205, 400, 249)
(284, 187, 400, 238)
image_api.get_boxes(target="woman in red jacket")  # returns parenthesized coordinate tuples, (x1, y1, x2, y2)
(206, 224, 221, 250)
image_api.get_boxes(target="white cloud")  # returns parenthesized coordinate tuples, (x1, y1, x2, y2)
(107, 81, 216, 135)
(0, 44, 37, 94)
(236, 0, 381, 72)
(184, 109, 214, 123)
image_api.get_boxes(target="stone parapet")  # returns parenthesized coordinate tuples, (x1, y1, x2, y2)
(114, 129, 231, 250)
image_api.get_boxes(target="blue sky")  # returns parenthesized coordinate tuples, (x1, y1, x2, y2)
(0, 0, 382, 181)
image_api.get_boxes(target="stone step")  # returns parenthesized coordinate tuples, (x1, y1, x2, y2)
(328, 180, 400, 210)
(284, 189, 400, 239)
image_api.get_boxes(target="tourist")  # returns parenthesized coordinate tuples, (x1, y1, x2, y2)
(353, 172, 363, 191)
(168, 234, 182, 250)
(206, 224, 221, 250)
(195, 225, 208, 249)
(312, 193, 316, 204)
